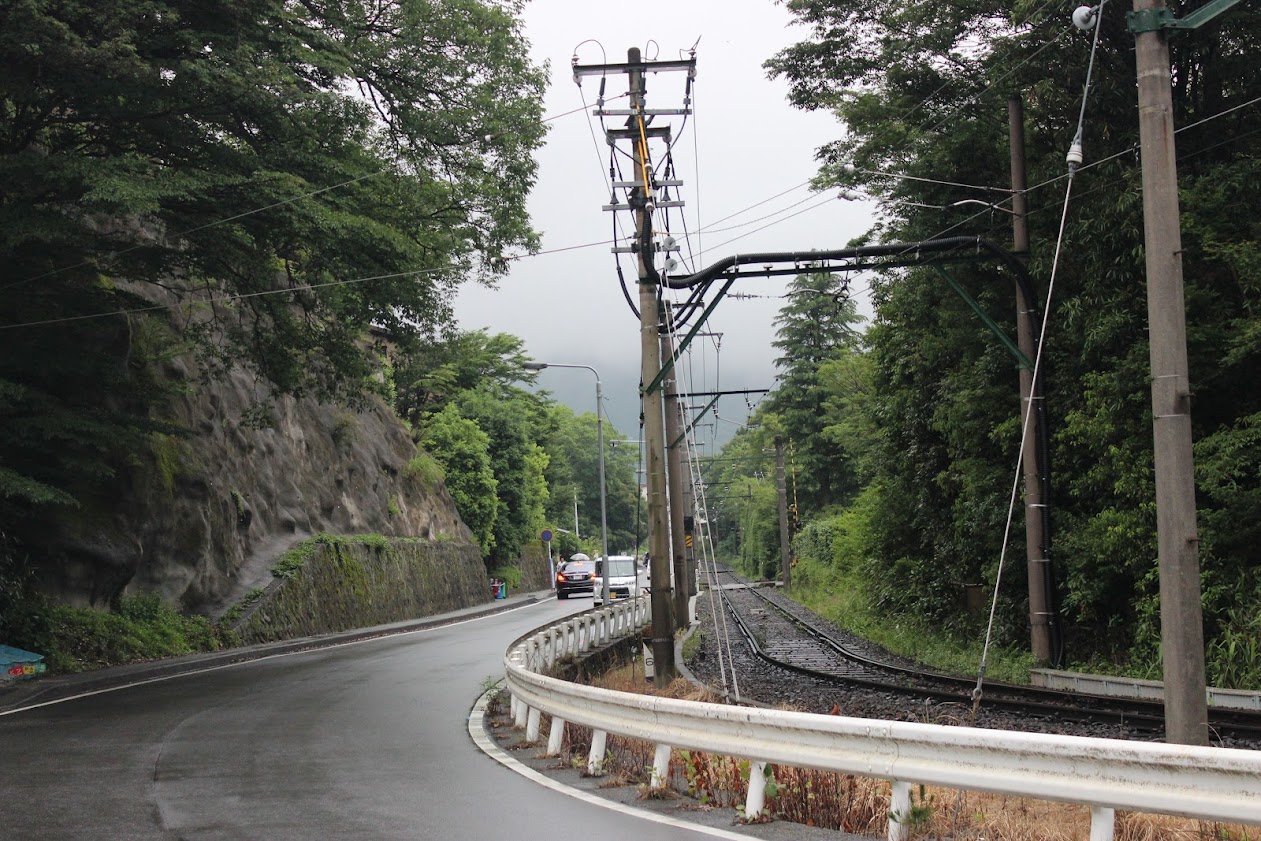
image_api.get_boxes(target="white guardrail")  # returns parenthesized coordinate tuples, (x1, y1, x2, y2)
(503, 597, 1261, 841)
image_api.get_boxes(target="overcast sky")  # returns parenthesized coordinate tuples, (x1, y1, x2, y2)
(455, 0, 875, 446)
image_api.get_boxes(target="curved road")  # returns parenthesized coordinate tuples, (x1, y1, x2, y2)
(0, 596, 727, 840)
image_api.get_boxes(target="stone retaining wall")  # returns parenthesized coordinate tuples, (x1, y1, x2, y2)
(237, 536, 489, 643)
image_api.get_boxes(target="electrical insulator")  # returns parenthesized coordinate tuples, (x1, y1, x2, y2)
(1066, 138, 1084, 173)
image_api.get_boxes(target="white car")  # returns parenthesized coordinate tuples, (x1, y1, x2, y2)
(592, 555, 644, 606)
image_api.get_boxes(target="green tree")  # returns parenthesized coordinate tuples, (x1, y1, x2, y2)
(0, 0, 546, 543)
(456, 387, 548, 564)
(521, 442, 551, 552)
(768, 271, 865, 514)
(768, 0, 1261, 664)
(394, 330, 537, 427)
(418, 404, 498, 555)
(539, 404, 640, 555)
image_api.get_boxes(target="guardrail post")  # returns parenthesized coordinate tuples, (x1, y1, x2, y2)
(588, 729, 608, 775)
(745, 760, 767, 820)
(651, 743, 672, 788)
(1090, 806, 1115, 841)
(889, 780, 911, 841)
(514, 697, 528, 728)
(503, 610, 1261, 834)
(526, 707, 541, 742)
(546, 717, 565, 757)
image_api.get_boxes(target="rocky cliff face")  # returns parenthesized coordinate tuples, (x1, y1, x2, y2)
(42, 358, 476, 616)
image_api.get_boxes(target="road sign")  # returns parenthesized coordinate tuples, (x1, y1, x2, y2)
(541, 529, 553, 543)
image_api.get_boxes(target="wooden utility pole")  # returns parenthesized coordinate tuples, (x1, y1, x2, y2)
(661, 305, 690, 627)
(1009, 96, 1053, 664)
(629, 47, 676, 684)
(775, 437, 792, 587)
(1131, 0, 1207, 745)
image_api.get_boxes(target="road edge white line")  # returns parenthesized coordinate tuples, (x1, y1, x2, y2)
(467, 684, 757, 841)
(1, 601, 544, 716)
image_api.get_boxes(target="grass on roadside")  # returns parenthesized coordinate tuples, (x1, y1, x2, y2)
(12, 592, 236, 673)
(775, 544, 1036, 684)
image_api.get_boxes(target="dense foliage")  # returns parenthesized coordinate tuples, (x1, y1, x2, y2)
(0, 0, 546, 546)
(712, 0, 1261, 683)
(393, 329, 642, 567)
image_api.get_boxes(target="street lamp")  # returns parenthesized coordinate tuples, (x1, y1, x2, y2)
(524, 361, 610, 605)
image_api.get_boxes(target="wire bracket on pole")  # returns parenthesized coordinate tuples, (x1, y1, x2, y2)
(643, 277, 738, 396)
(1127, 0, 1242, 33)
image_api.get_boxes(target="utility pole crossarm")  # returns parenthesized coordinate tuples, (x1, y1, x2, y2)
(671, 394, 721, 449)
(572, 58, 696, 79)
(932, 265, 1034, 370)
(676, 389, 770, 398)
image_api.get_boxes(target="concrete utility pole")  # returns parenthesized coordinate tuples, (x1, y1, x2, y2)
(1009, 96, 1053, 664)
(628, 48, 676, 684)
(775, 437, 792, 588)
(574, 47, 693, 683)
(661, 305, 690, 627)
(1131, 0, 1208, 746)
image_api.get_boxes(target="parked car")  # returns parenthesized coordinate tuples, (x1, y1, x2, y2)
(555, 559, 595, 599)
(592, 555, 644, 606)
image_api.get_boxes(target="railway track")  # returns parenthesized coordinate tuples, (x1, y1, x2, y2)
(704, 566, 1261, 745)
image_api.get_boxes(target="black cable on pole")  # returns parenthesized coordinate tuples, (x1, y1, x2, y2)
(635, 411, 645, 556)
(659, 235, 1016, 290)
(668, 277, 714, 328)
(616, 263, 640, 319)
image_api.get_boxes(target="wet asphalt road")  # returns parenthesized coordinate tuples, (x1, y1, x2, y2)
(0, 595, 727, 841)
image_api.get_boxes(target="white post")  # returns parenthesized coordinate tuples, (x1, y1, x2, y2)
(588, 730, 608, 775)
(651, 743, 672, 788)
(514, 699, 528, 729)
(545, 717, 566, 757)
(745, 760, 767, 820)
(1090, 806, 1115, 841)
(595, 375, 610, 606)
(889, 780, 912, 841)
(526, 707, 541, 742)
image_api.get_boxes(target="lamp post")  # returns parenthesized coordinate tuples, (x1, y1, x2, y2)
(524, 361, 610, 604)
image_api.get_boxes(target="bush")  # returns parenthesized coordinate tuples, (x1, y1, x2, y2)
(490, 565, 522, 589)
(41, 593, 231, 673)
(404, 452, 444, 489)
(0, 534, 55, 654)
